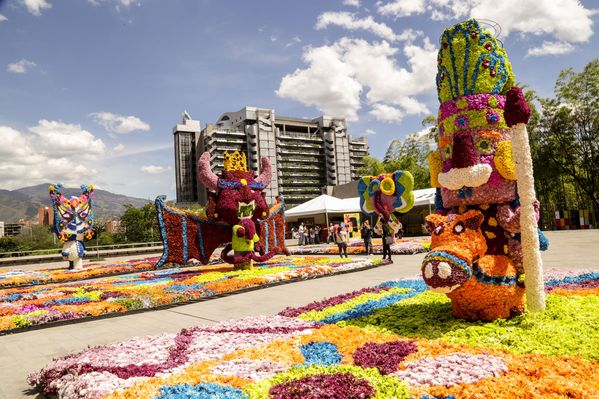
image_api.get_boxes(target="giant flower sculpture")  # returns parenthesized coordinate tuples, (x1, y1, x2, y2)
(423, 19, 547, 320)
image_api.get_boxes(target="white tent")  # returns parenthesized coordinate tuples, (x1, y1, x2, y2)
(285, 188, 437, 222)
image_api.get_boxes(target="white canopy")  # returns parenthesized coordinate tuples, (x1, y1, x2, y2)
(285, 188, 436, 218)
(285, 194, 359, 217)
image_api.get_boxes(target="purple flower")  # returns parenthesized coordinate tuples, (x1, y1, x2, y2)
(353, 340, 418, 374)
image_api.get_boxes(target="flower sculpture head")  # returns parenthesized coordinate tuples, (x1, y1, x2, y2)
(197, 150, 271, 225)
(430, 19, 518, 208)
(357, 171, 414, 223)
(49, 184, 94, 243)
(421, 209, 486, 293)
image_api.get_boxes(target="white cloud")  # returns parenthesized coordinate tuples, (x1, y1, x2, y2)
(0, 14, 7, 22)
(284, 36, 302, 49)
(0, 124, 100, 190)
(343, 0, 360, 7)
(89, 112, 150, 134)
(369, 103, 404, 122)
(316, 11, 399, 42)
(376, 0, 595, 44)
(277, 43, 363, 121)
(364, 128, 376, 135)
(141, 165, 170, 174)
(21, 0, 52, 16)
(526, 41, 575, 57)
(88, 0, 141, 7)
(270, 35, 278, 42)
(29, 120, 106, 157)
(113, 143, 125, 152)
(278, 36, 436, 123)
(377, 0, 426, 18)
(7, 59, 37, 74)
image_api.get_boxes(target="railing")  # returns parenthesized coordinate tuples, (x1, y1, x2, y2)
(0, 241, 163, 259)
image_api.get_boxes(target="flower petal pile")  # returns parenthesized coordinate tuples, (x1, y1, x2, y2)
(0, 256, 388, 333)
(27, 268, 599, 398)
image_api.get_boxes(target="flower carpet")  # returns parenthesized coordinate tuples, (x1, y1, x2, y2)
(0, 256, 388, 334)
(289, 238, 431, 256)
(28, 268, 599, 398)
(0, 257, 164, 289)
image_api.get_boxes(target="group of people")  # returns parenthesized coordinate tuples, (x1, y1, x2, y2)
(292, 220, 402, 261)
(293, 223, 322, 246)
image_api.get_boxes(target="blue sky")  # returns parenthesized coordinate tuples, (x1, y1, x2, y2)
(0, 0, 597, 200)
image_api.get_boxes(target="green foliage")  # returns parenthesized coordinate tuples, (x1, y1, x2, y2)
(117, 203, 158, 243)
(361, 123, 434, 190)
(529, 58, 599, 225)
(13, 225, 58, 251)
(344, 291, 599, 360)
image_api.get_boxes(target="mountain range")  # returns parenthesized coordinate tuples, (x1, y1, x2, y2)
(0, 184, 151, 223)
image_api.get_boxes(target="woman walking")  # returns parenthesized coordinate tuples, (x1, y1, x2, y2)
(335, 225, 348, 258)
(381, 220, 392, 261)
(361, 221, 373, 255)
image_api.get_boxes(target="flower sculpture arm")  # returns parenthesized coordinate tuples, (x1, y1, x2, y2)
(505, 86, 546, 311)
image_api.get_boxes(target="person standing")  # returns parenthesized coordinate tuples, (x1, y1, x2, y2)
(298, 223, 305, 246)
(314, 225, 321, 244)
(308, 227, 315, 245)
(335, 225, 348, 258)
(381, 220, 392, 261)
(361, 221, 373, 255)
(328, 223, 335, 243)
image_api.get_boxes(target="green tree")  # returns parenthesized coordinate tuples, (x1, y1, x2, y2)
(535, 59, 599, 217)
(118, 203, 158, 243)
(357, 155, 385, 176)
(14, 225, 57, 251)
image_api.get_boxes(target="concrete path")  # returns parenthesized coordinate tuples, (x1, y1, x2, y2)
(0, 230, 597, 398)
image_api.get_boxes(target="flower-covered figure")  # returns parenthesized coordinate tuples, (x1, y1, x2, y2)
(49, 184, 94, 270)
(424, 19, 547, 320)
(155, 151, 288, 268)
(357, 170, 415, 234)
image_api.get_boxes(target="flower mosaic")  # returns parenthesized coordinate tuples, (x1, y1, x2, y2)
(27, 269, 598, 398)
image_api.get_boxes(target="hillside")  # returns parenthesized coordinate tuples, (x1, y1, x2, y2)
(0, 184, 151, 223)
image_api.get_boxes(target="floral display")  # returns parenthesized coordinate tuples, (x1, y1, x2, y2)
(0, 256, 387, 333)
(425, 19, 548, 320)
(357, 170, 414, 233)
(289, 238, 430, 256)
(0, 257, 176, 288)
(28, 269, 599, 398)
(49, 183, 95, 270)
(156, 150, 288, 270)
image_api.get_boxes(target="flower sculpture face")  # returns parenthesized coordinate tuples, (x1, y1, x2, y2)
(49, 184, 94, 270)
(198, 151, 271, 226)
(422, 210, 486, 293)
(358, 171, 415, 225)
(422, 209, 525, 320)
(430, 19, 518, 208)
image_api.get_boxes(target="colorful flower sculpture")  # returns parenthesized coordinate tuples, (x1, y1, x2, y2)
(48, 184, 94, 270)
(358, 170, 415, 233)
(155, 151, 288, 268)
(425, 19, 547, 320)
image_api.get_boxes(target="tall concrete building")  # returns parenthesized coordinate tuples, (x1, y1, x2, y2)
(173, 113, 201, 204)
(173, 107, 369, 207)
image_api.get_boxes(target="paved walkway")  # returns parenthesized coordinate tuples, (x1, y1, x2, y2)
(0, 230, 597, 398)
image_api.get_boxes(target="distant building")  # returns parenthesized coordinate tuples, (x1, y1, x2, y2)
(3, 223, 24, 237)
(172, 107, 369, 208)
(104, 219, 122, 234)
(38, 206, 54, 226)
(173, 112, 201, 205)
(0, 221, 4, 238)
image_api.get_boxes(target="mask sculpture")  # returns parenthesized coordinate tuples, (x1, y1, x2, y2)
(155, 151, 288, 269)
(49, 184, 94, 270)
(358, 170, 415, 234)
(423, 19, 547, 320)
